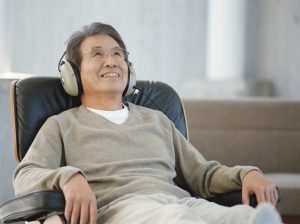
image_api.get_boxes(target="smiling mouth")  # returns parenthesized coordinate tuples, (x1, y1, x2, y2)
(100, 72, 120, 78)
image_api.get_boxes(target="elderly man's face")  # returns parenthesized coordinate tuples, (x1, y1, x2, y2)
(79, 35, 128, 99)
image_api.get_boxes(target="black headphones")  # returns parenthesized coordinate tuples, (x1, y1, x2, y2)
(58, 52, 136, 97)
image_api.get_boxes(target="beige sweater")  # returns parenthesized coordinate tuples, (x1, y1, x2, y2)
(13, 103, 256, 209)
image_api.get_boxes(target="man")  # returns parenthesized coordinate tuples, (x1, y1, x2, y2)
(13, 22, 282, 224)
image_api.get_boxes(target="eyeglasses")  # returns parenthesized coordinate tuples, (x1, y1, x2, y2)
(83, 47, 128, 62)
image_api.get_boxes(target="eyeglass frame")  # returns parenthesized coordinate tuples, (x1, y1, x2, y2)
(82, 46, 129, 62)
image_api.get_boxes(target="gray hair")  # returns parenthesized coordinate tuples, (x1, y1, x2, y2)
(65, 22, 127, 70)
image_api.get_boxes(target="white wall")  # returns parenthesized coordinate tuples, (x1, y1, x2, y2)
(1, 0, 300, 98)
(2, 0, 208, 94)
(245, 0, 300, 98)
(0, 0, 9, 73)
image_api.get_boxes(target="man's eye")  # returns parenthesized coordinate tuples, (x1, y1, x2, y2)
(113, 51, 122, 57)
(92, 51, 104, 57)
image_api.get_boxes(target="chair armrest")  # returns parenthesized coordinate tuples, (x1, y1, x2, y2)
(207, 187, 281, 207)
(0, 190, 65, 223)
(207, 191, 258, 207)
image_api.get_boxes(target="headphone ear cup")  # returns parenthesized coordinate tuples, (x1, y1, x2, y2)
(124, 63, 136, 96)
(59, 60, 81, 96)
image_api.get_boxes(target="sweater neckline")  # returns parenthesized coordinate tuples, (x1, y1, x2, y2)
(78, 103, 135, 127)
(87, 104, 129, 125)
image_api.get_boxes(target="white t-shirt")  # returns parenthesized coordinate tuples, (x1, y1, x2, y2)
(87, 105, 129, 124)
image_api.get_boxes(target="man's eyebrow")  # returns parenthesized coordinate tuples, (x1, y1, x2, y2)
(89, 46, 103, 51)
(90, 46, 121, 51)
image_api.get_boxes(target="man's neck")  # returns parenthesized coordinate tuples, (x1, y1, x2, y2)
(81, 95, 123, 111)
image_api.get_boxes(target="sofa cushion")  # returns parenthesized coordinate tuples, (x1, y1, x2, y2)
(183, 99, 300, 173)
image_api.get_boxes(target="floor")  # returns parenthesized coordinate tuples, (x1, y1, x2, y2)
(282, 216, 300, 224)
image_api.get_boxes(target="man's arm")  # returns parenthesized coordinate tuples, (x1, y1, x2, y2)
(13, 117, 80, 196)
(241, 170, 278, 205)
(171, 121, 278, 204)
(14, 116, 97, 223)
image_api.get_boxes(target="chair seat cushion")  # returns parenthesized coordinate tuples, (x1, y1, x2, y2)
(266, 173, 300, 216)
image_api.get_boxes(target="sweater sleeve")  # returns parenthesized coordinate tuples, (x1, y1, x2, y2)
(13, 116, 82, 197)
(171, 122, 259, 198)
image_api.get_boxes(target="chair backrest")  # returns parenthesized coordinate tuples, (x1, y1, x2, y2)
(10, 76, 188, 162)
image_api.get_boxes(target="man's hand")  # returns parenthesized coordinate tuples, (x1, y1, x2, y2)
(241, 170, 278, 206)
(62, 173, 97, 224)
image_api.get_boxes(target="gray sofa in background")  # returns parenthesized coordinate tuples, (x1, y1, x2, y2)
(183, 98, 300, 221)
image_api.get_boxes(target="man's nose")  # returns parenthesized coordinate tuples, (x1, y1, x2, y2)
(103, 54, 117, 66)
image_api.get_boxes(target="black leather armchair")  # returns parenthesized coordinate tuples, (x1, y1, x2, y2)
(0, 77, 261, 223)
